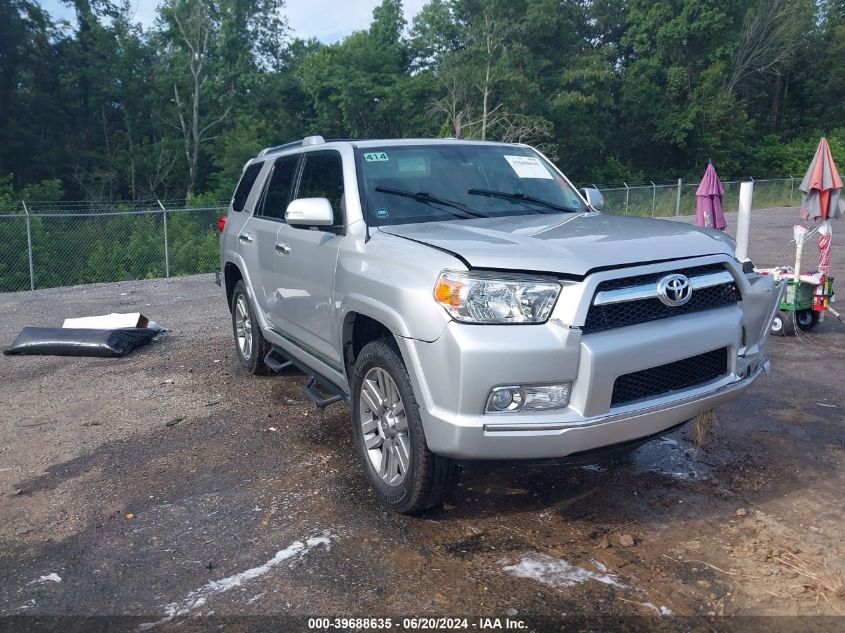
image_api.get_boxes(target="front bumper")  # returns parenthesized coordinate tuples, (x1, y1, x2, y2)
(397, 258, 781, 460)
(418, 362, 767, 459)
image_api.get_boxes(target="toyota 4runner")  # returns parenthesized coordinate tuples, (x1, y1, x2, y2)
(218, 136, 782, 513)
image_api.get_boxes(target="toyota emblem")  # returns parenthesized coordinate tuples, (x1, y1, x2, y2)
(657, 274, 693, 306)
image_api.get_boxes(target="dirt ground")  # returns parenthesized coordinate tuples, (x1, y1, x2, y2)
(0, 206, 843, 632)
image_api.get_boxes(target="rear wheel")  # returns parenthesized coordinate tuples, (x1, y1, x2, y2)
(795, 309, 819, 331)
(351, 338, 459, 514)
(231, 280, 270, 374)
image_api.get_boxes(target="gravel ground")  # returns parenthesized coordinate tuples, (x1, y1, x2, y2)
(0, 207, 843, 632)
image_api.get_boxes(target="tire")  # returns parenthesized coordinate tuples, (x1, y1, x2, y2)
(795, 309, 819, 331)
(773, 309, 818, 337)
(351, 338, 459, 514)
(770, 311, 789, 336)
(230, 280, 270, 374)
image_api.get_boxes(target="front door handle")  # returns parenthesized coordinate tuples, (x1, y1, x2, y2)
(275, 243, 291, 255)
(238, 233, 253, 244)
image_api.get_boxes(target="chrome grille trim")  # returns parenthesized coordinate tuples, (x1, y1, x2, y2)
(594, 271, 736, 306)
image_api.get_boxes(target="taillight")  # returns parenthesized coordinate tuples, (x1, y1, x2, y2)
(216, 215, 228, 234)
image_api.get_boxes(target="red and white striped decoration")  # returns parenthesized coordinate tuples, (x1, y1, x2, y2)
(818, 233, 832, 275)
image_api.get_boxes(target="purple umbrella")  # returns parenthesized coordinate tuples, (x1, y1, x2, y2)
(695, 160, 727, 230)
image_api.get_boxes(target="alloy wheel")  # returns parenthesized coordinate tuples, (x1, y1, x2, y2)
(235, 294, 253, 360)
(359, 367, 410, 486)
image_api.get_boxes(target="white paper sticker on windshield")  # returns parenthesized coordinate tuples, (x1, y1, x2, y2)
(504, 155, 553, 179)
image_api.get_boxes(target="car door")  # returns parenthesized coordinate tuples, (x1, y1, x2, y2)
(238, 153, 299, 322)
(273, 149, 346, 370)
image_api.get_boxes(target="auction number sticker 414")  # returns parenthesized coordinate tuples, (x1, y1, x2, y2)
(364, 152, 389, 162)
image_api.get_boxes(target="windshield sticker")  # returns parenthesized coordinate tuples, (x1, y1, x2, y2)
(364, 152, 389, 162)
(504, 155, 553, 179)
(375, 208, 389, 218)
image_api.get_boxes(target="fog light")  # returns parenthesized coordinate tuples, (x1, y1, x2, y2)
(488, 387, 524, 412)
(485, 383, 571, 413)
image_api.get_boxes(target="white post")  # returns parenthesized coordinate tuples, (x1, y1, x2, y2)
(22, 201, 35, 290)
(157, 199, 170, 278)
(675, 178, 682, 216)
(650, 181, 656, 217)
(735, 181, 754, 262)
(623, 182, 629, 215)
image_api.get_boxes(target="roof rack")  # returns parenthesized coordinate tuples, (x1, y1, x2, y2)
(258, 135, 326, 157)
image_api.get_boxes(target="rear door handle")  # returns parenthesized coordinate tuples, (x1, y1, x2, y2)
(275, 243, 291, 255)
(238, 233, 253, 244)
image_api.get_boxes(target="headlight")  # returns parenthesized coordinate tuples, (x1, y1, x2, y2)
(434, 270, 561, 323)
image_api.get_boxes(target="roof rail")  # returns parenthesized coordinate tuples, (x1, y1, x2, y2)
(258, 135, 326, 157)
(258, 140, 302, 157)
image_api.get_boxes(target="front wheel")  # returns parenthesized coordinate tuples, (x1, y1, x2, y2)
(351, 338, 459, 514)
(770, 311, 788, 336)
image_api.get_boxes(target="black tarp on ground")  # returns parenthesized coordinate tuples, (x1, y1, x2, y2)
(3, 326, 164, 357)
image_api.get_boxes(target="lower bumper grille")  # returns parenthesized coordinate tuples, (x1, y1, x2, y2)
(611, 347, 729, 407)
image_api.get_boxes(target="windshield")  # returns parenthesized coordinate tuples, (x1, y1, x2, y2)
(355, 144, 585, 226)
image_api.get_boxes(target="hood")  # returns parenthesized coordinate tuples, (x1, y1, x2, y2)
(378, 213, 734, 277)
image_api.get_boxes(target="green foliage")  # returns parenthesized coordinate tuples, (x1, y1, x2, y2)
(1, 0, 844, 200)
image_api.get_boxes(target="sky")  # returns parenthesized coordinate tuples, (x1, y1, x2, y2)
(38, 0, 428, 43)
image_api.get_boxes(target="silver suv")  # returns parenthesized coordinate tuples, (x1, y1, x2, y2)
(219, 136, 781, 513)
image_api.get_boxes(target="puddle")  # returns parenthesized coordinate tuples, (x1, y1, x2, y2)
(631, 436, 710, 480)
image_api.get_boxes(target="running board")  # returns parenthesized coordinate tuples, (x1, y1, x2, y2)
(303, 376, 345, 409)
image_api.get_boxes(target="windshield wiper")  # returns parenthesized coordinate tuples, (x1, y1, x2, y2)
(467, 188, 579, 213)
(374, 186, 484, 218)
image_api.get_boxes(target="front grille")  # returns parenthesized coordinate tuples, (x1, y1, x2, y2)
(611, 347, 729, 407)
(583, 265, 740, 334)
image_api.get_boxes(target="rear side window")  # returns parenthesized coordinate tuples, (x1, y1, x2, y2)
(296, 150, 345, 225)
(231, 162, 263, 212)
(258, 155, 299, 220)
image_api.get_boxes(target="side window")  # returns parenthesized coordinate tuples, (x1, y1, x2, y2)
(295, 150, 345, 225)
(231, 162, 263, 212)
(258, 155, 299, 220)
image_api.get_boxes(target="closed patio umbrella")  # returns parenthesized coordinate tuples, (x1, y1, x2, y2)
(695, 160, 726, 230)
(800, 137, 841, 275)
(800, 137, 842, 222)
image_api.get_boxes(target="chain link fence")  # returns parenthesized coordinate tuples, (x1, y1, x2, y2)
(586, 176, 799, 218)
(0, 177, 800, 293)
(0, 200, 227, 293)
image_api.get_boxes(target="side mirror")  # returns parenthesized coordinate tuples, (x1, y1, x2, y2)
(581, 188, 604, 211)
(285, 198, 334, 227)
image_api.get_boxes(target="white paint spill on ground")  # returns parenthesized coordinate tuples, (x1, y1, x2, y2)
(640, 602, 674, 616)
(580, 464, 606, 473)
(503, 555, 674, 617)
(502, 553, 626, 589)
(139, 533, 332, 630)
(29, 573, 61, 584)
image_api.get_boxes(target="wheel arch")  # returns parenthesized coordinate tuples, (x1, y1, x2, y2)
(224, 261, 244, 312)
(342, 312, 396, 382)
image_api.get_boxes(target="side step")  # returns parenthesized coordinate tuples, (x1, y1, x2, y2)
(263, 349, 295, 374)
(303, 376, 345, 409)
(265, 345, 348, 409)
